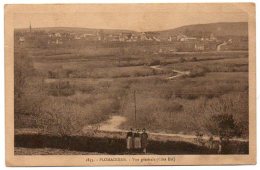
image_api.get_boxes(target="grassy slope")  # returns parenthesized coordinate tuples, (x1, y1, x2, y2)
(159, 22, 248, 37)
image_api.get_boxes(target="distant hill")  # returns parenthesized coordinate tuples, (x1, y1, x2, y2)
(159, 22, 248, 37)
(15, 22, 248, 37)
(15, 27, 136, 34)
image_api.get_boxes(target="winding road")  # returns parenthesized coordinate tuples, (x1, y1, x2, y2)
(83, 115, 248, 143)
(150, 65, 190, 79)
(99, 116, 126, 132)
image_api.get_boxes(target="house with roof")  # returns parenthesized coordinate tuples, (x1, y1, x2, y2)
(195, 42, 205, 51)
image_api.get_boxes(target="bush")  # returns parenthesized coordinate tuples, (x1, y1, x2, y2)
(76, 85, 95, 94)
(148, 59, 161, 66)
(48, 71, 59, 78)
(14, 50, 35, 98)
(204, 93, 248, 138)
(48, 81, 75, 96)
(190, 57, 198, 62)
(121, 97, 186, 132)
(14, 49, 45, 124)
(38, 98, 89, 136)
(206, 114, 242, 140)
(179, 57, 186, 63)
(188, 67, 207, 78)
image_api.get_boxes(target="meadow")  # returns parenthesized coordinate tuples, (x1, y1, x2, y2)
(14, 43, 249, 139)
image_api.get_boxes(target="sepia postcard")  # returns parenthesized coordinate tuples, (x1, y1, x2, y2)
(5, 3, 256, 166)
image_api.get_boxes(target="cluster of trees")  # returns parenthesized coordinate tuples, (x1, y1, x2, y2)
(121, 86, 248, 146)
(205, 92, 248, 140)
(207, 114, 241, 141)
(14, 49, 89, 137)
(14, 50, 35, 99)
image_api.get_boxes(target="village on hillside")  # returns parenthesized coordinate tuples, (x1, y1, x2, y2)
(15, 23, 248, 52)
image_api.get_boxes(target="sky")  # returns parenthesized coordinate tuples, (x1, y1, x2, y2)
(12, 4, 249, 31)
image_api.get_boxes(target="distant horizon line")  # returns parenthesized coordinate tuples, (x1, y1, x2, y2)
(14, 21, 248, 32)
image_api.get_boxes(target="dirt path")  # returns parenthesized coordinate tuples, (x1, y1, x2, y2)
(150, 65, 163, 70)
(166, 69, 190, 79)
(99, 116, 127, 132)
(150, 65, 190, 80)
(94, 115, 248, 143)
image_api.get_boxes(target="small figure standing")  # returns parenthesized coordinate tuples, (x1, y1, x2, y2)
(218, 137, 223, 154)
(141, 128, 148, 154)
(208, 135, 214, 149)
(126, 128, 134, 152)
(134, 129, 141, 152)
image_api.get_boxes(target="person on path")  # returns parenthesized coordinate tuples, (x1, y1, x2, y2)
(208, 135, 214, 149)
(134, 129, 141, 152)
(126, 128, 134, 153)
(218, 137, 223, 154)
(141, 128, 148, 154)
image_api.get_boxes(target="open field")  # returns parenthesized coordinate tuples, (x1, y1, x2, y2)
(14, 39, 249, 154)
(15, 46, 248, 133)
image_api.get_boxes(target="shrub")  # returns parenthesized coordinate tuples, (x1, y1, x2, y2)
(48, 81, 75, 96)
(148, 59, 161, 66)
(14, 49, 45, 127)
(38, 97, 89, 136)
(188, 67, 207, 78)
(204, 93, 248, 137)
(48, 71, 59, 78)
(77, 85, 95, 94)
(190, 57, 198, 62)
(179, 57, 186, 63)
(14, 50, 35, 98)
(206, 114, 242, 140)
